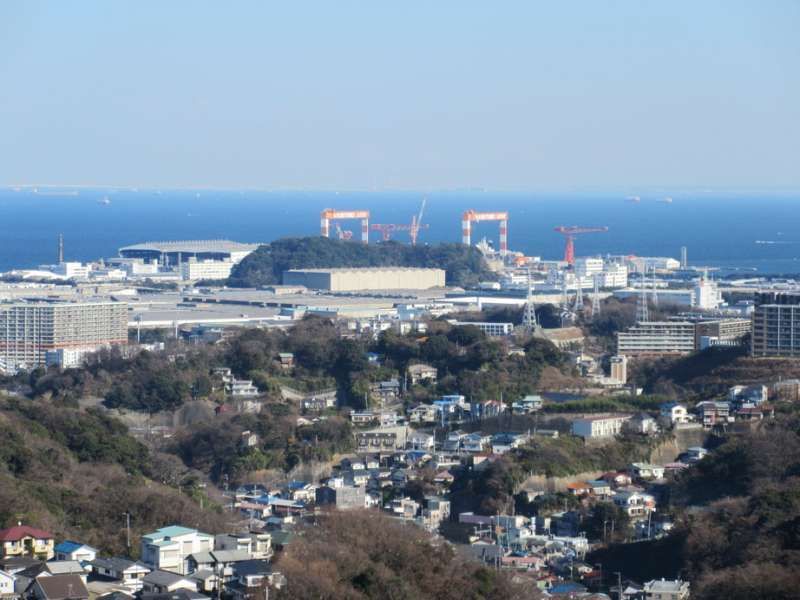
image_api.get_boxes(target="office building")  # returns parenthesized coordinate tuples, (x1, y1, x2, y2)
(573, 257, 604, 278)
(616, 322, 695, 356)
(598, 263, 628, 288)
(693, 277, 723, 310)
(0, 302, 128, 371)
(51, 262, 91, 279)
(180, 258, 235, 281)
(752, 292, 800, 358)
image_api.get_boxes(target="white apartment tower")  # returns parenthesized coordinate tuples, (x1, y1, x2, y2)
(0, 302, 128, 371)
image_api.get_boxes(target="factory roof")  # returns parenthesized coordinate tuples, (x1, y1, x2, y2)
(285, 267, 444, 273)
(119, 240, 260, 254)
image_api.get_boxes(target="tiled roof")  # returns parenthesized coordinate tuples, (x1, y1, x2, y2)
(0, 525, 53, 542)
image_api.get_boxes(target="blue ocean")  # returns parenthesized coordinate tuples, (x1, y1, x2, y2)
(1, 188, 799, 275)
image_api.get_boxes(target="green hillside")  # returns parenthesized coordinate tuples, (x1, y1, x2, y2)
(227, 236, 495, 288)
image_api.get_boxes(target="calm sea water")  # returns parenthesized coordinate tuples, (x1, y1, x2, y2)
(1, 188, 799, 275)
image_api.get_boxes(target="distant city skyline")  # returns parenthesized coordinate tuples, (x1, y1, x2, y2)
(1, 1, 798, 190)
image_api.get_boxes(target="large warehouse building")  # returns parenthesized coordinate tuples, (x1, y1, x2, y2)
(118, 240, 259, 266)
(283, 267, 446, 291)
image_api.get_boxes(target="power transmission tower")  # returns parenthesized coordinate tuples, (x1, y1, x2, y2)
(591, 274, 601, 317)
(651, 265, 659, 307)
(636, 271, 649, 323)
(523, 266, 539, 332)
(574, 276, 584, 312)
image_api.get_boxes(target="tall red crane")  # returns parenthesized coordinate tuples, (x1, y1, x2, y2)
(554, 226, 609, 265)
(370, 198, 429, 244)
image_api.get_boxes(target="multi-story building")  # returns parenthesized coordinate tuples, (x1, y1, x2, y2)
(695, 318, 751, 349)
(609, 355, 627, 383)
(752, 292, 800, 358)
(140, 526, 214, 575)
(573, 257, 604, 279)
(571, 415, 631, 438)
(0, 302, 128, 371)
(616, 322, 695, 356)
(180, 258, 235, 281)
(453, 321, 514, 337)
(694, 277, 723, 310)
(599, 263, 628, 288)
(612, 490, 656, 518)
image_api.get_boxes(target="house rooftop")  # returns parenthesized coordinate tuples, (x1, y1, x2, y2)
(35, 574, 89, 600)
(54, 540, 97, 555)
(90, 557, 149, 574)
(146, 525, 199, 539)
(142, 570, 193, 586)
(0, 525, 53, 542)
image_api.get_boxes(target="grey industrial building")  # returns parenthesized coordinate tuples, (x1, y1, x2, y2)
(282, 267, 445, 291)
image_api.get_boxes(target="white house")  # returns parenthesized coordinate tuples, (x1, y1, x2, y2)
(90, 557, 151, 592)
(0, 570, 15, 597)
(407, 363, 437, 385)
(630, 462, 666, 480)
(571, 415, 631, 438)
(613, 490, 656, 518)
(659, 402, 688, 425)
(140, 526, 214, 575)
(54, 541, 97, 563)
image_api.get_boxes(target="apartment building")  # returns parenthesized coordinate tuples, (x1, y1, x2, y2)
(616, 322, 695, 356)
(0, 302, 128, 371)
(453, 321, 514, 337)
(752, 292, 800, 358)
(695, 318, 751, 348)
(571, 415, 631, 439)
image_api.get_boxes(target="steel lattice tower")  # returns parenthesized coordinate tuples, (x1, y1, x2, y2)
(523, 266, 539, 332)
(591, 274, 601, 317)
(636, 272, 649, 323)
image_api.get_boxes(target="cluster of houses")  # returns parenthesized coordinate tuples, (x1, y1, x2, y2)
(455, 508, 688, 598)
(0, 524, 283, 600)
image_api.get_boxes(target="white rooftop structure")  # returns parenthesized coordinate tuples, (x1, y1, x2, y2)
(119, 240, 259, 264)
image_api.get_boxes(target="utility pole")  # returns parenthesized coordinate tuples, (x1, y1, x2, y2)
(614, 571, 623, 600)
(122, 512, 131, 552)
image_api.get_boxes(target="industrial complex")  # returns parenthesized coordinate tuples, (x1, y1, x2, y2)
(0, 203, 798, 376)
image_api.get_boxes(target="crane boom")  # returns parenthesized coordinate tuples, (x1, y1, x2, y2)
(553, 225, 609, 264)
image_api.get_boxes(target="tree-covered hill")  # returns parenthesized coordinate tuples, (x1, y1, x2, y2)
(274, 509, 541, 600)
(0, 395, 230, 555)
(227, 236, 495, 288)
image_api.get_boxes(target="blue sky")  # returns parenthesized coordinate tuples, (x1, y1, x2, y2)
(1, 1, 798, 190)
